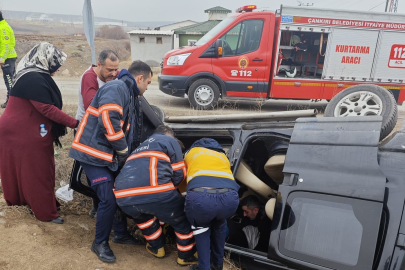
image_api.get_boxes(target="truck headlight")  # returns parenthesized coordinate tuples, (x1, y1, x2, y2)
(167, 53, 191, 66)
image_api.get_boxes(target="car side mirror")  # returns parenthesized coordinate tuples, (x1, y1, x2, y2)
(199, 39, 223, 58)
(215, 39, 223, 57)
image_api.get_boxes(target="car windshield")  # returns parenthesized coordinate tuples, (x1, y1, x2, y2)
(195, 16, 237, 46)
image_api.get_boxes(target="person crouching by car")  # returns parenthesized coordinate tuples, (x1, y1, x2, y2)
(114, 125, 198, 266)
(184, 138, 240, 270)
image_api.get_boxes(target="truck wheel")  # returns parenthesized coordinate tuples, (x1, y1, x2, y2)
(150, 105, 165, 123)
(324, 84, 397, 140)
(188, 79, 220, 110)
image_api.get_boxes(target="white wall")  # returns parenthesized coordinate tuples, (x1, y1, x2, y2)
(208, 13, 227, 20)
(130, 34, 173, 67)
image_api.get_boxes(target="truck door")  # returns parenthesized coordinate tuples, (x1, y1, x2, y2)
(212, 15, 272, 99)
(268, 116, 386, 270)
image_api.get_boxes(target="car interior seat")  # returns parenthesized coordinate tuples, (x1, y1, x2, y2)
(264, 154, 286, 185)
(235, 160, 276, 200)
(265, 198, 276, 220)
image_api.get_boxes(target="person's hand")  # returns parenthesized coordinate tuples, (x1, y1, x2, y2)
(117, 151, 128, 167)
(0, 62, 4, 66)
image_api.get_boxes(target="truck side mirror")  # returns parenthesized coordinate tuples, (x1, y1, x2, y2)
(215, 39, 223, 57)
(199, 39, 223, 58)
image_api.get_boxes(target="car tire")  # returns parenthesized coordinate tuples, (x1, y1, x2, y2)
(150, 105, 165, 123)
(188, 79, 220, 110)
(324, 84, 397, 140)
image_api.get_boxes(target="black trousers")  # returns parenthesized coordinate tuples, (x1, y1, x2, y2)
(1, 57, 16, 99)
(121, 192, 196, 259)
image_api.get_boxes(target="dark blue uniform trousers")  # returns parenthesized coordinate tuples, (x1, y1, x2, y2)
(120, 192, 196, 259)
(81, 163, 127, 244)
(185, 189, 239, 270)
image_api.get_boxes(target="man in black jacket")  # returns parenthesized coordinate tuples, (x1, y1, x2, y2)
(227, 195, 272, 252)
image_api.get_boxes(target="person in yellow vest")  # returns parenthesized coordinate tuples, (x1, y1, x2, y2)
(184, 138, 240, 270)
(0, 11, 17, 108)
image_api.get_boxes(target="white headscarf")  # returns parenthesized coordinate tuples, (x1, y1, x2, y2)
(13, 42, 67, 87)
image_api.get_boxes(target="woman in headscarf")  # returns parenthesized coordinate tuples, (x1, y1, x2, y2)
(0, 42, 79, 224)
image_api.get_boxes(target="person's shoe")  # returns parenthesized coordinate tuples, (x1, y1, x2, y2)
(89, 206, 97, 218)
(211, 265, 223, 270)
(1, 101, 7, 108)
(190, 265, 200, 270)
(50, 216, 64, 224)
(91, 240, 116, 263)
(177, 252, 198, 266)
(112, 234, 142, 246)
(146, 243, 165, 258)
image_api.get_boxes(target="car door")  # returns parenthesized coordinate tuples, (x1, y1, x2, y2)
(212, 16, 271, 99)
(268, 116, 386, 270)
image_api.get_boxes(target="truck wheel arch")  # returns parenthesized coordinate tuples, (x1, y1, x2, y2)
(185, 72, 226, 97)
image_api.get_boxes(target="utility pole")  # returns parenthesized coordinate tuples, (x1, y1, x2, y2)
(385, 0, 399, 12)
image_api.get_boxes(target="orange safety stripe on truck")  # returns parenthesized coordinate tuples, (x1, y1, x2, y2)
(114, 183, 176, 198)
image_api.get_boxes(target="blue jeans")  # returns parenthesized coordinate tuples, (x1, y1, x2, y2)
(80, 163, 127, 244)
(185, 189, 239, 270)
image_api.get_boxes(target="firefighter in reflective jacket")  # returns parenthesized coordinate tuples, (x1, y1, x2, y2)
(114, 125, 198, 266)
(184, 138, 240, 270)
(69, 61, 153, 263)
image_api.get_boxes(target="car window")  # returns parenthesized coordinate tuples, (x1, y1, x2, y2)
(279, 192, 382, 269)
(219, 20, 264, 57)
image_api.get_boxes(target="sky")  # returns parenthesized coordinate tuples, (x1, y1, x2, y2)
(1, 0, 404, 22)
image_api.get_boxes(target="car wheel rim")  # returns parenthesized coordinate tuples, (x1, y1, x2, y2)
(333, 91, 383, 117)
(194, 85, 214, 106)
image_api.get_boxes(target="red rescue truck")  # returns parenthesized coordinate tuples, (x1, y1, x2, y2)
(159, 5, 405, 110)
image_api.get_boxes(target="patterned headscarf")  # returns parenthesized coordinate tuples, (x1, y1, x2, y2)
(12, 42, 67, 87)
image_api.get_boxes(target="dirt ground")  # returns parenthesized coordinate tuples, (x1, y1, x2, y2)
(0, 75, 404, 270)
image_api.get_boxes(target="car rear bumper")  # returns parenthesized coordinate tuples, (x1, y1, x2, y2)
(158, 74, 188, 97)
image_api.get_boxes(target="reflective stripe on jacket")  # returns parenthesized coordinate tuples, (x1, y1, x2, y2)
(0, 20, 17, 62)
(184, 146, 240, 192)
(114, 133, 186, 206)
(69, 75, 137, 171)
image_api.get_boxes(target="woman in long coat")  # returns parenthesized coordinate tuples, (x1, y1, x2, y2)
(0, 42, 78, 223)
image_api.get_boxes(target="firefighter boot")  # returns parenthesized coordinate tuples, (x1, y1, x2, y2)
(177, 252, 198, 266)
(146, 243, 165, 258)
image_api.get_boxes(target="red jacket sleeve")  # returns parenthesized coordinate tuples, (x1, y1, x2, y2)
(30, 100, 77, 129)
(82, 72, 99, 110)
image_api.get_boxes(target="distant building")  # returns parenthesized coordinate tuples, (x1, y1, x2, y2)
(174, 6, 231, 47)
(26, 14, 54, 22)
(129, 20, 198, 66)
(155, 20, 198, 31)
(128, 6, 231, 66)
(128, 30, 173, 67)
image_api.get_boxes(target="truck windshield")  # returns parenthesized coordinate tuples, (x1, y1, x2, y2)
(195, 17, 237, 46)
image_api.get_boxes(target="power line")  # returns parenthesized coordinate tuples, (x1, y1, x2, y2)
(369, 1, 386, 10)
